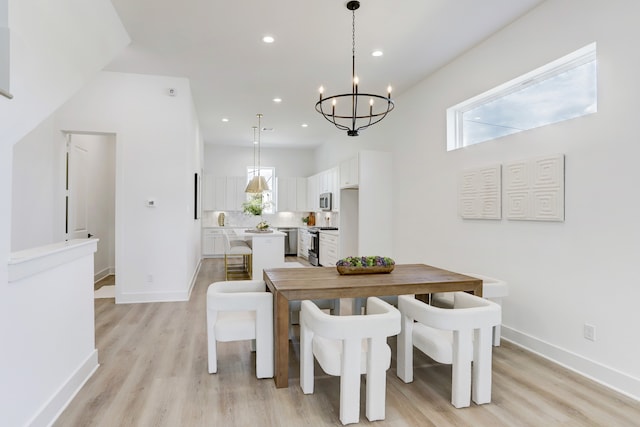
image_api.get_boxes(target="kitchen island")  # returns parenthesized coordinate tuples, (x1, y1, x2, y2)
(233, 229, 286, 280)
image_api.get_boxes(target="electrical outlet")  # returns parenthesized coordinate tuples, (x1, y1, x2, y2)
(584, 323, 596, 341)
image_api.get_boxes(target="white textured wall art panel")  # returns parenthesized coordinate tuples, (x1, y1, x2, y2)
(458, 165, 501, 219)
(504, 154, 565, 221)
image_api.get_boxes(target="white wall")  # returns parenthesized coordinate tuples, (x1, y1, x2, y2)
(1, 1, 129, 425)
(204, 144, 316, 178)
(316, 0, 640, 400)
(55, 71, 202, 303)
(10, 115, 63, 251)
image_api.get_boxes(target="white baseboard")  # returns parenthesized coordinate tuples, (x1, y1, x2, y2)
(502, 325, 640, 401)
(187, 259, 202, 300)
(27, 350, 99, 427)
(94, 266, 115, 283)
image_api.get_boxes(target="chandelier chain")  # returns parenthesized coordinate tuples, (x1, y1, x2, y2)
(352, 8, 356, 60)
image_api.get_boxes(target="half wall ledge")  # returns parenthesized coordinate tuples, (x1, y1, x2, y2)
(8, 238, 98, 282)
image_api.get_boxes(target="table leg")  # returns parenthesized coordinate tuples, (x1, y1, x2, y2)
(274, 291, 290, 388)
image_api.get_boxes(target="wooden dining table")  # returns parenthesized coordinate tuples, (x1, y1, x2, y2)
(263, 263, 483, 388)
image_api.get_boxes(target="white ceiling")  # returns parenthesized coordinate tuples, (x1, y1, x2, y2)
(106, 0, 544, 148)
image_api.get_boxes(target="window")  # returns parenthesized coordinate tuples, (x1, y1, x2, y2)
(447, 43, 597, 150)
(246, 166, 275, 214)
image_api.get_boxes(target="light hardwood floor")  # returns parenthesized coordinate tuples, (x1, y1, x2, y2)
(57, 258, 640, 426)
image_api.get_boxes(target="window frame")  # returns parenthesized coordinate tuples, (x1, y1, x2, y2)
(446, 42, 597, 151)
(246, 166, 275, 214)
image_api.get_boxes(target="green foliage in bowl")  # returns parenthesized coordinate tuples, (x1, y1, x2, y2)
(336, 256, 395, 267)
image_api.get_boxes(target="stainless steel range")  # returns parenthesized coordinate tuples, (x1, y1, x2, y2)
(307, 227, 338, 266)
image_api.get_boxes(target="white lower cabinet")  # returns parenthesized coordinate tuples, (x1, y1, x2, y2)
(298, 228, 310, 259)
(202, 229, 226, 256)
(319, 232, 339, 267)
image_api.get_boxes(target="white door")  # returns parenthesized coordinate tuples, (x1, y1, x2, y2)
(67, 136, 90, 240)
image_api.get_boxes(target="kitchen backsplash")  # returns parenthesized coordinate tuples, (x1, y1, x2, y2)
(202, 210, 339, 229)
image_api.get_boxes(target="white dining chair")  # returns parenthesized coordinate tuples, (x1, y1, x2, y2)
(300, 297, 400, 425)
(397, 292, 501, 408)
(206, 280, 273, 378)
(431, 273, 508, 346)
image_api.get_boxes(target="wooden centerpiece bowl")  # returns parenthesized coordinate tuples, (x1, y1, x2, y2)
(336, 256, 395, 275)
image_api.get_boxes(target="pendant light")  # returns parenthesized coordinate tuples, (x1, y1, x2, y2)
(245, 113, 270, 193)
(315, 0, 394, 136)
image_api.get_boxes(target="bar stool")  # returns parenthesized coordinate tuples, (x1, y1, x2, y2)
(223, 232, 252, 280)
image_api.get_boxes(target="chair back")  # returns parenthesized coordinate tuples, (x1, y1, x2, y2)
(301, 297, 400, 341)
(398, 293, 500, 331)
(207, 280, 271, 312)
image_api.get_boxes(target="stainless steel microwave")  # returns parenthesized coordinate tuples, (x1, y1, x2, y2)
(319, 192, 332, 211)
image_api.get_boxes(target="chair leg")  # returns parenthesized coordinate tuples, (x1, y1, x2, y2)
(451, 329, 473, 408)
(340, 339, 361, 425)
(330, 298, 341, 315)
(396, 314, 414, 383)
(255, 306, 274, 379)
(365, 337, 387, 422)
(300, 322, 315, 394)
(493, 325, 501, 346)
(352, 298, 365, 315)
(224, 254, 229, 280)
(207, 310, 217, 374)
(490, 297, 503, 346)
(472, 327, 493, 404)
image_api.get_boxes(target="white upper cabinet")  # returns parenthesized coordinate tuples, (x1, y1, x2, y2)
(340, 155, 359, 189)
(307, 173, 319, 211)
(296, 177, 308, 211)
(307, 168, 340, 212)
(202, 174, 216, 210)
(276, 176, 309, 212)
(202, 175, 246, 211)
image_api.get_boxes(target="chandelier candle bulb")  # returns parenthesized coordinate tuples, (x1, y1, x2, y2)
(387, 86, 392, 98)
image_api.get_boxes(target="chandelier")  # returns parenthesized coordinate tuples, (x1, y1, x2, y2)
(245, 113, 270, 193)
(315, 0, 394, 136)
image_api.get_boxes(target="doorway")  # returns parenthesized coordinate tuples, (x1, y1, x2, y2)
(65, 132, 116, 294)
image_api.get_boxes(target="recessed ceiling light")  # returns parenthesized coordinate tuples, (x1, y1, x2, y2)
(262, 35, 275, 43)
(371, 50, 383, 57)
(273, 98, 282, 103)
(301, 123, 308, 128)
(221, 118, 229, 122)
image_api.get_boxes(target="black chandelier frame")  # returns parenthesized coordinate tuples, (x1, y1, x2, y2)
(315, 0, 394, 137)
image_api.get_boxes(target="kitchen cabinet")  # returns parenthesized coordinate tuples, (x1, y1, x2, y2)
(202, 174, 216, 210)
(202, 176, 247, 211)
(225, 176, 246, 211)
(318, 167, 339, 195)
(307, 167, 339, 212)
(319, 231, 339, 267)
(306, 174, 319, 211)
(340, 155, 359, 188)
(296, 177, 308, 211)
(276, 177, 308, 212)
(298, 228, 310, 259)
(202, 228, 226, 256)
